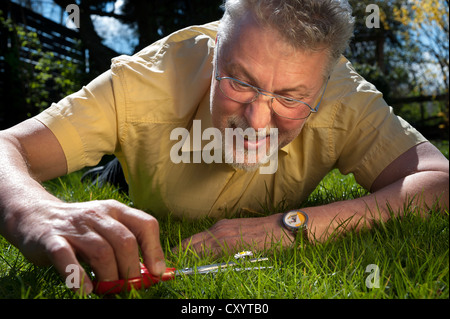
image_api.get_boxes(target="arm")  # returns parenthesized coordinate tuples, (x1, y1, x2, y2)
(304, 141, 448, 241)
(182, 141, 448, 253)
(0, 119, 166, 294)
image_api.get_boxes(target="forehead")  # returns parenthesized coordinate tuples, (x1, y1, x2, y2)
(217, 19, 328, 93)
(220, 14, 296, 58)
(221, 13, 327, 70)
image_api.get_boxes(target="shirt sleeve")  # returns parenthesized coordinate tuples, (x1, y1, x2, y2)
(333, 79, 427, 190)
(34, 70, 119, 173)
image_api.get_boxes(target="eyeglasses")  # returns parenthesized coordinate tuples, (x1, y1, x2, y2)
(214, 39, 328, 120)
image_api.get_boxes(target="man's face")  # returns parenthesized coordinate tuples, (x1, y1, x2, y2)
(210, 15, 329, 171)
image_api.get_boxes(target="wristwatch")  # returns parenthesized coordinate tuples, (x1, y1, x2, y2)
(282, 209, 308, 237)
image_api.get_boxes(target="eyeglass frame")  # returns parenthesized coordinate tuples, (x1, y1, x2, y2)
(213, 38, 329, 120)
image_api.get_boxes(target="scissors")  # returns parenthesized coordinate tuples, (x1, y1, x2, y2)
(93, 254, 270, 295)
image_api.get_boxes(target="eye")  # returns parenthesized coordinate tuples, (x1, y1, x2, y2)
(279, 97, 301, 108)
(229, 79, 253, 92)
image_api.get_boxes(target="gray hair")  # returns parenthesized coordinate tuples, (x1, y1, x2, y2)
(217, 0, 355, 76)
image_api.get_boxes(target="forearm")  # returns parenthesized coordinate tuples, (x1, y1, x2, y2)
(0, 119, 68, 227)
(304, 170, 449, 241)
(0, 134, 60, 246)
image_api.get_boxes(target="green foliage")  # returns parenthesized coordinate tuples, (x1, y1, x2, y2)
(347, 0, 449, 137)
(29, 50, 82, 113)
(0, 10, 83, 120)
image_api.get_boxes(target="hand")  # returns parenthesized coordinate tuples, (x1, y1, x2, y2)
(9, 199, 166, 294)
(178, 213, 296, 256)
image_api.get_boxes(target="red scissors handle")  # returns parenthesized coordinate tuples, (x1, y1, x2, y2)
(93, 263, 176, 295)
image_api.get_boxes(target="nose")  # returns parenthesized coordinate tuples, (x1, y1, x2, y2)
(244, 94, 274, 130)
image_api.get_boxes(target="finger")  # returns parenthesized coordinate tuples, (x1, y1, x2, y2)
(66, 231, 118, 282)
(68, 201, 139, 280)
(91, 216, 141, 279)
(182, 231, 227, 257)
(181, 232, 208, 251)
(45, 235, 93, 294)
(114, 207, 166, 276)
(171, 234, 197, 255)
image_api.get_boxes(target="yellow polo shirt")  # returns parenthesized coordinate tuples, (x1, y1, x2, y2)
(35, 21, 426, 219)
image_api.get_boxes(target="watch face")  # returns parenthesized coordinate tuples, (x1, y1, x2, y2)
(283, 210, 308, 229)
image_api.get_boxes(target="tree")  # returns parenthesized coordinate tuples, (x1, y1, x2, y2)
(393, 0, 449, 93)
(0, 1, 86, 128)
(119, 0, 223, 52)
(347, 0, 449, 137)
(52, 0, 223, 62)
(53, 0, 120, 73)
(391, 0, 449, 135)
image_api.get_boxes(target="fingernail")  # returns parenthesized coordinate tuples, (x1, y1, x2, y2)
(74, 281, 92, 297)
(155, 260, 166, 275)
(83, 281, 93, 295)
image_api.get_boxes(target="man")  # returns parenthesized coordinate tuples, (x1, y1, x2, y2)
(0, 0, 448, 295)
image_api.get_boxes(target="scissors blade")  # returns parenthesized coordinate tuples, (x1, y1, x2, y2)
(93, 257, 270, 294)
(173, 257, 269, 276)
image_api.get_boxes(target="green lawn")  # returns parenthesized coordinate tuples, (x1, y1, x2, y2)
(0, 141, 448, 299)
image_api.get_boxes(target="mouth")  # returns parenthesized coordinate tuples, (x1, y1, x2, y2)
(231, 124, 271, 151)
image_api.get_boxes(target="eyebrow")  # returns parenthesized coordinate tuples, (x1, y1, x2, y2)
(224, 61, 313, 98)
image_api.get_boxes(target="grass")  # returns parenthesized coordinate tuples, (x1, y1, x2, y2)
(0, 141, 448, 299)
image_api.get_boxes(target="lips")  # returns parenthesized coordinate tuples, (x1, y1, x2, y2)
(233, 126, 270, 151)
(243, 134, 268, 150)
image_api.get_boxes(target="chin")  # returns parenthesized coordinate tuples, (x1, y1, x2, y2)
(226, 160, 262, 172)
(223, 144, 273, 172)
